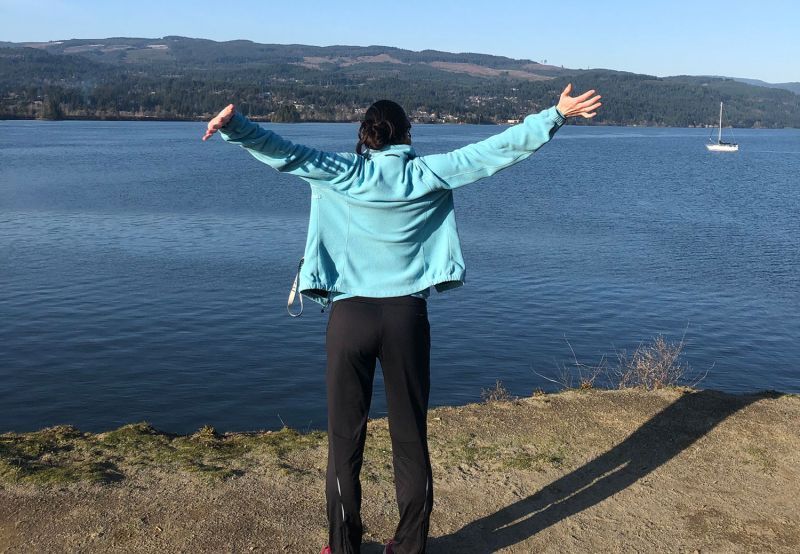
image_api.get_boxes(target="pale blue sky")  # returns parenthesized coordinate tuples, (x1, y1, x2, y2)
(1, 0, 797, 82)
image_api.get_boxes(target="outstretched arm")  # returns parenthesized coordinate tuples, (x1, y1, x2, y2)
(416, 84, 601, 191)
(201, 104, 359, 186)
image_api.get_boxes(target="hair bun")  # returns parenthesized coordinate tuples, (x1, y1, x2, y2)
(356, 100, 411, 155)
(373, 120, 394, 143)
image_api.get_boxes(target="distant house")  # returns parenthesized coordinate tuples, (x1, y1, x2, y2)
(507, 118, 520, 124)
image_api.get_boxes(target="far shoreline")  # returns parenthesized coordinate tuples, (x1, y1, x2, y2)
(1, 115, 794, 130)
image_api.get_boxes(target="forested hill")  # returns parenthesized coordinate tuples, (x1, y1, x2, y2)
(1, 36, 798, 127)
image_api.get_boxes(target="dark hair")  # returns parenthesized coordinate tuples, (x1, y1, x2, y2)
(356, 100, 411, 155)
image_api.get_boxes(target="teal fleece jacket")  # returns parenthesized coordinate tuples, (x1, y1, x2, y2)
(219, 105, 567, 315)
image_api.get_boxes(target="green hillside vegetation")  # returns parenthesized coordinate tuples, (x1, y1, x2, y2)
(1, 37, 797, 127)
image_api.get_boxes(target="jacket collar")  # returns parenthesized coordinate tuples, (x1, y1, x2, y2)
(366, 144, 416, 159)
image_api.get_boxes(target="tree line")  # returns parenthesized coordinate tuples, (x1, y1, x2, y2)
(1, 47, 798, 127)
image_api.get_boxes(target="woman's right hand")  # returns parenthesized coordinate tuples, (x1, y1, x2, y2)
(556, 84, 602, 118)
(202, 103, 236, 141)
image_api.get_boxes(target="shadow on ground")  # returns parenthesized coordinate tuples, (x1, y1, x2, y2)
(428, 390, 781, 553)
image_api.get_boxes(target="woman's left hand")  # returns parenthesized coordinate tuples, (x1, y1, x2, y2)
(556, 84, 602, 118)
(202, 104, 236, 141)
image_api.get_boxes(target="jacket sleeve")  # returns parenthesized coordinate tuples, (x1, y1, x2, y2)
(218, 111, 360, 186)
(415, 106, 567, 190)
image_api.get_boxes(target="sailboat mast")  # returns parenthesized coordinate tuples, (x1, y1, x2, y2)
(718, 102, 723, 143)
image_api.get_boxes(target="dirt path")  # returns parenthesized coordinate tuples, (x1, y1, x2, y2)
(1, 388, 798, 553)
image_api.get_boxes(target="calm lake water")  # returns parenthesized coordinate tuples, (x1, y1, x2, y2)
(1, 120, 798, 433)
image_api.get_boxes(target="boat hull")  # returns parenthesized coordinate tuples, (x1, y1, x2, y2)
(706, 143, 739, 152)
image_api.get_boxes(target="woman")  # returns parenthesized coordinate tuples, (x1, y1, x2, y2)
(202, 84, 601, 554)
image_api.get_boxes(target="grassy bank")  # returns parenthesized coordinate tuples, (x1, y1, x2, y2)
(1, 387, 799, 553)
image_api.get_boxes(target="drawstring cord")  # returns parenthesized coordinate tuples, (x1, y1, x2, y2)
(287, 257, 304, 317)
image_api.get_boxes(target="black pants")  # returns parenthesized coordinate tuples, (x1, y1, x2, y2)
(325, 295, 434, 554)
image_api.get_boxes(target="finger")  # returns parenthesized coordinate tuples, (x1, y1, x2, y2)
(577, 95, 602, 109)
(577, 94, 602, 106)
(581, 102, 602, 112)
(581, 112, 597, 118)
(573, 89, 597, 102)
(561, 83, 572, 97)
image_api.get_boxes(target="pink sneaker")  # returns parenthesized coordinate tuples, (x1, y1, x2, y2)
(319, 547, 332, 554)
(383, 539, 396, 554)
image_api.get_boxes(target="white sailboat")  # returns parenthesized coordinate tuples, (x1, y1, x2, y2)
(706, 101, 739, 152)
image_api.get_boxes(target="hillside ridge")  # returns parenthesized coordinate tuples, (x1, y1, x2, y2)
(1, 37, 798, 127)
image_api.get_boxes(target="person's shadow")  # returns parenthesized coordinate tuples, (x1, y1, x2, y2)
(427, 389, 781, 553)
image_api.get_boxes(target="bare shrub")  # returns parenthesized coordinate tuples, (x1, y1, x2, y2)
(481, 379, 514, 402)
(613, 334, 702, 390)
(531, 332, 708, 393)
